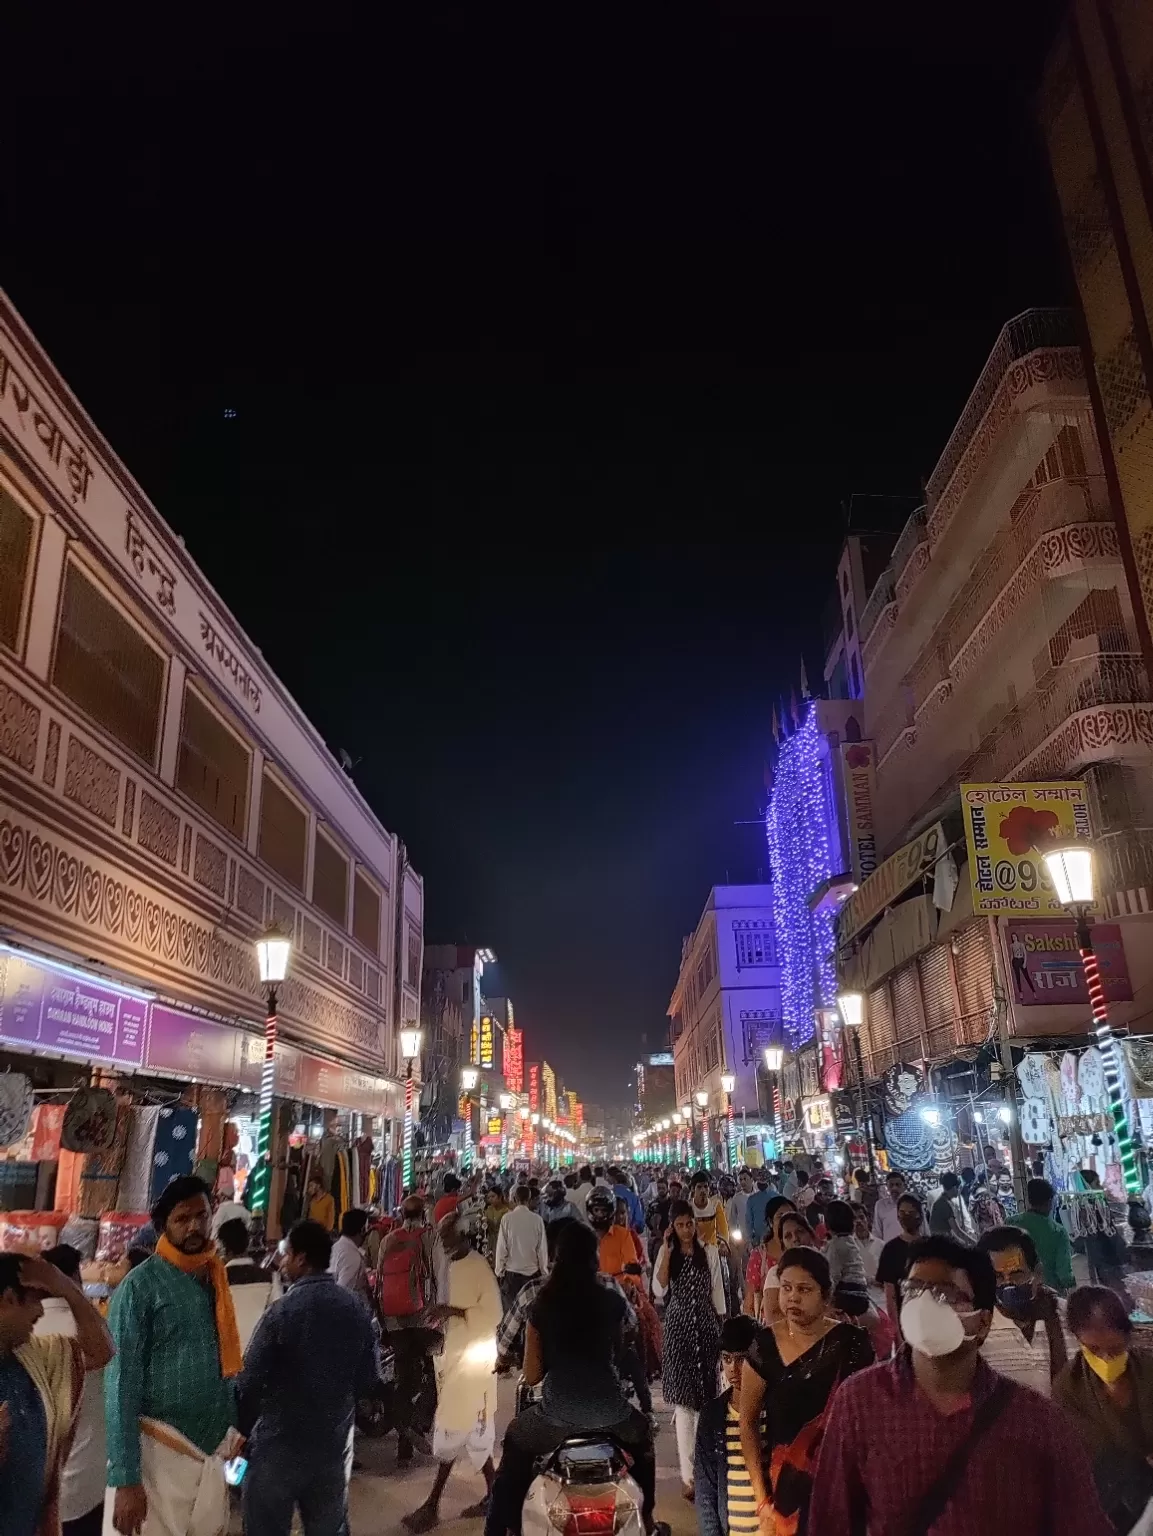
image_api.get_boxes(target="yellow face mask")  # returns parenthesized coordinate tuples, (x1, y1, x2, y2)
(1082, 1347, 1129, 1385)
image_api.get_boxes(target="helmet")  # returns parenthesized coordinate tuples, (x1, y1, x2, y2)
(586, 1189, 615, 1220)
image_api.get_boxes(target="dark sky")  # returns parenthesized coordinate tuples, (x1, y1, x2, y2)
(5, 3, 1069, 1109)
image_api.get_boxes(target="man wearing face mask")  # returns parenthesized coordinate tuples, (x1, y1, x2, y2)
(809, 1236, 1110, 1536)
(976, 1226, 1066, 1395)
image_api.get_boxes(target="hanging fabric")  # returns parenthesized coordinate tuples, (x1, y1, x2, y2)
(117, 1107, 162, 1213)
(0, 1074, 35, 1148)
(148, 1108, 199, 1206)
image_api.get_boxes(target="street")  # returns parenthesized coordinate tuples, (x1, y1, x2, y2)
(346, 1377, 696, 1536)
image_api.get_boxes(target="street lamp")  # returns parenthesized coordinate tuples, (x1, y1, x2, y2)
(695, 1089, 711, 1169)
(661, 1116, 671, 1163)
(400, 1026, 423, 1192)
(461, 1067, 479, 1172)
(836, 991, 877, 1178)
(763, 1045, 785, 1159)
(671, 1110, 683, 1163)
(251, 922, 292, 1217)
(499, 1091, 512, 1172)
(720, 1073, 737, 1170)
(1041, 840, 1141, 1194)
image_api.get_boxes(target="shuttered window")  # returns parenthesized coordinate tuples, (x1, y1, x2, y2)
(313, 828, 349, 927)
(954, 922, 995, 1045)
(866, 981, 895, 1058)
(353, 872, 381, 955)
(258, 771, 307, 891)
(891, 963, 924, 1055)
(919, 943, 955, 1055)
(0, 488, 34, 653)
(52, 561, 165, 764)
(177, 686, 250, 839)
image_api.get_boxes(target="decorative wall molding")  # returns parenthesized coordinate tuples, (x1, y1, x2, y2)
(0, 803, 386, 1067)
(1012, 704, 1153, 781)
(862, 603, 898, 671)
(0, 679, 38, 774)
(895, 542, 931, 607)
(63, 738, 119, 828)
(42, 721, 60, 787)
(193, 831, 227, 899)
(137, 789, 179, 866)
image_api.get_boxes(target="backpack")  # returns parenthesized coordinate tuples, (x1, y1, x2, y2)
(378, 1228, 428, 1318)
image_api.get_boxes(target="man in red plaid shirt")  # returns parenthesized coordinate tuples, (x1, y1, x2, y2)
(808, 1236, 1109, 1536)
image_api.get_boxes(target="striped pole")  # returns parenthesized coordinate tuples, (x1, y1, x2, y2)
(251, 995, 277, 1214)
(1079, 933, 1141, 1195)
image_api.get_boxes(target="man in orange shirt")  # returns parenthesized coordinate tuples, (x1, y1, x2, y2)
(588, 1189, 640, 1281)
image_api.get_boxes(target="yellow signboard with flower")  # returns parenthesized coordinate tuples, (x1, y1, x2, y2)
(960, 781, 1093, 915)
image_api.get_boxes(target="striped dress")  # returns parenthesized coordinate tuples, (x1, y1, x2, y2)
(725, 1400, 759, 1535)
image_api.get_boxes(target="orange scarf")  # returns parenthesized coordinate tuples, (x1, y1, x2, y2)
(155, 1235, 244, 1379)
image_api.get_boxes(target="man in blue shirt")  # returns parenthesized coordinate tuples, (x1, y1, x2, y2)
(745, 1175, 774, 1245)
(608, 1167, 645, 1234)
(238, 1219, 381, 1536)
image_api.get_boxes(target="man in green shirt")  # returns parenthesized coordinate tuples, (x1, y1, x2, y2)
(105, 1175, 240, 1535)
(1017, 1178, 1076, 1293)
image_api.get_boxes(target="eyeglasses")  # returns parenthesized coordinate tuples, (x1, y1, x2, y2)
(900, 1279, 980, 1315)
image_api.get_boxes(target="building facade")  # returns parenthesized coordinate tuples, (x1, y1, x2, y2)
(833, 306, 1153, 1188)
(0, 290, 419, 1223)
(1041, 1, 1153, 717)
(667, 884, 782, 1160)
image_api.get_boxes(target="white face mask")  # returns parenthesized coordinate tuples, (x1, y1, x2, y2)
(901, 1290, 967, 1358)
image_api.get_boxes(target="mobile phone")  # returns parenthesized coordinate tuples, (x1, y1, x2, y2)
(224, 1456, 248, 1487)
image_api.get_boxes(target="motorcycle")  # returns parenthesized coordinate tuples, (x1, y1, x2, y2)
(522, 1437, 646, 1536)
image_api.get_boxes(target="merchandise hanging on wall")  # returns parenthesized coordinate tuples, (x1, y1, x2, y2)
(0, 1074, 33, 1148)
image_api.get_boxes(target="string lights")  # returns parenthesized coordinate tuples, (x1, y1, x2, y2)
(765, 703, 838, 1047)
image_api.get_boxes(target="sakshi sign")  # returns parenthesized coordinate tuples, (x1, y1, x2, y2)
(960, 782, 1092, 916)
(1005, 920, 1132, 1006)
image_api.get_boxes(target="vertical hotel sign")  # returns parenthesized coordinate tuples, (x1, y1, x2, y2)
(504, 1027, 524, 1094)
(528, 1063, 541, 1111)
(478, 1014, 495, 1070)
(960, 781, 1093, 916)
(840, 742, 878, 885)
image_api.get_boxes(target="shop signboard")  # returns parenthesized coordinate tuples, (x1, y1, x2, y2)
(147, 1004, 254, 1086)
(960, 781, 1092, 916)
(1005, 920, 1132, 1006)
(504, 1027, 524, 1094)
(542, 1061, 558, 1120)
(479, 1015, 495, 1070)
(487, 1115, 503, 1137)
(839, 741, 879, 886)
(803, 1094, 834, 1133)
(831, 1091, 859, 1136)
(837, 822, 947, 945)
(0, 954, 146, 1068)
(296, 1055, 388, 1117)
(528, 1063, 540, 1111)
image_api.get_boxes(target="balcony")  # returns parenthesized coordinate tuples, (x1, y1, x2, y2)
(927, 305, 1080, 534)
(891, 506, 929, 604)
(859, 572, 896, 656)
(961, 652, 1152, 784)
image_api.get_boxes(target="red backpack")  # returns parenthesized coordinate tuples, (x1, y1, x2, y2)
(378, 1228, 428, 1318)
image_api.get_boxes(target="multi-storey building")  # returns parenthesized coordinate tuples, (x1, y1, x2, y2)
(667, 884, 782, 1162)
(834, 307, 1153, 1188)
(420, 944, 502, 1154)
(636, 1050, 676, 1124)
(0, 290, 421, 1228)
(1040, 1, 1153, 725)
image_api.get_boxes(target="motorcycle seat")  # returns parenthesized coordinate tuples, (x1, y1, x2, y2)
(545, 1437, 627, 1483)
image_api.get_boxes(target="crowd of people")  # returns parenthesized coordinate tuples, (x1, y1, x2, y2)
(4, 1155, 1153, 1534)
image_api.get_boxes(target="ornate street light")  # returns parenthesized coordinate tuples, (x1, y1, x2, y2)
(251, 922, 291, 1217)
(720, 1073, 737, 1170)
(399, 1027, 422, 1191)
(1041, 841, 1140, 1194)
(837, 992, 876, 1177)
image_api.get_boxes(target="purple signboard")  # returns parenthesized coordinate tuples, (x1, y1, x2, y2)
(145, 1004, 262, 1089)
(0, 954, 146, 1067)
(1005, 920, 1132, 1007)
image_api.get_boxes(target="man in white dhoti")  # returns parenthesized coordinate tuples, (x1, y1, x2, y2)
(402, 1211, 503, 1533)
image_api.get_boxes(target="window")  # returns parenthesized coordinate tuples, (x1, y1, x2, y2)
(695, 942, 716, 997)
(0, 488, 34, 653)
(312, 828, 349, 927)
(52, 561, 165, 764)
(734, 922, 776, 969)
(258, 770, 307, 891)
(352, 871, 381, 955)
(176, 686, 249, 838)
(407, 929, 422, 985)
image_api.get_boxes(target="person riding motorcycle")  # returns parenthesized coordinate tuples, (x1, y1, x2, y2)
(483, 1223, 663, 1536)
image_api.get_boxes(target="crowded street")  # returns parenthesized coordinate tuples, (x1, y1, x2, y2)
(7, 1, 1153, 1532)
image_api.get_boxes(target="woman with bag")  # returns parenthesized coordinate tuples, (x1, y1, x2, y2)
(653, 1199, 725, 1500)
(378, 1195, 438, 1465)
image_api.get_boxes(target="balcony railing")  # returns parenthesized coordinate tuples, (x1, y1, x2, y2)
(859, 572, 895, 646)
(890, 506, 928, 588)
(925, 309, 1080, 512)
(961, 653, 1150, 784)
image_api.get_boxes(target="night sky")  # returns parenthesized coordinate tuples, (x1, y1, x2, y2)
(6, 3, 1068, 1108)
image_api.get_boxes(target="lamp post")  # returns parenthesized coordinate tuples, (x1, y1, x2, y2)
(661, 1117, 671, 1164)
(252, 922, 292, 1219)
(1042, 842, 1141, 1195)
(530, 1111, 540, 1164)
(696, 1090, 711, 1169)
(720, 1073, 737, 1170)
(764, 1046, 784, 1161)
(461, 1067, 479, 1172)
(670, 1111, 682, 1164)
(499, 1091, 512, 1172)
(680, 1103, 691, 1167)
(399, 1026, 422, 1193)
(836, 993, 876, 1178)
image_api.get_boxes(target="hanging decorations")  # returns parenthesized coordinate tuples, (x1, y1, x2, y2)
(0, 1074, 33, 1148)
(765, 703, 838, 1047)
(881, 1061, 926, 1119)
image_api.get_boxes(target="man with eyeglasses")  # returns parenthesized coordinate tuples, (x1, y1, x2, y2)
(809, 1236, 1109, 1535)
(976, 1225, 1067, 1396)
